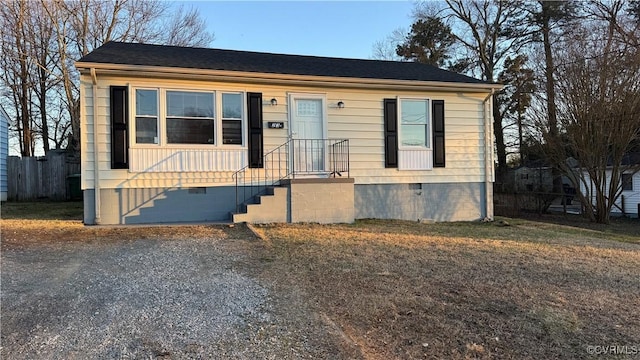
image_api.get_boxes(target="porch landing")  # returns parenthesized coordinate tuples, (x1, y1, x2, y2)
(232, 177, 355, 224)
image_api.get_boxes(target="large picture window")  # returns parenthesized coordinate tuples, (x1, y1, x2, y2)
(135, 89, 158, 144)
(131, 87, 246, 148)
(222, 93, 243, 145)
(399, 99, 430, 148)
(166, 90, 215, 144)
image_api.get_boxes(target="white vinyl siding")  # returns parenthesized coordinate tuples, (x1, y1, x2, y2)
(326, 90, 486, 183)
(130, 148, 246, 172)
(580, 171, 640, 215)
(81, 75, 490, 190)
(0, 107, 9, 199)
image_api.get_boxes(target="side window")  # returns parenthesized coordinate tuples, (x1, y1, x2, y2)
(135, 89, 158, 144)
(622, 173, 633, 191)
(166, 91, 215, 144)
(399, 99, 430, 148)
(222, 93, 243, 145)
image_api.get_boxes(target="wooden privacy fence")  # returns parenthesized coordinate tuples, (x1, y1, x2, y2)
(7, 151, 81, 201)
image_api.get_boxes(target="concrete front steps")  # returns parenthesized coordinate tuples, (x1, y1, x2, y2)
(231, 178, 355, 224)
(231, 186, 289, 223)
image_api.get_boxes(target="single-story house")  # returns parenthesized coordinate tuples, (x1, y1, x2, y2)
(507, 162, 573, 194)
(510, 165, 554, 193)
(75, 42, 501, 225)
(0, 106, 9, 202)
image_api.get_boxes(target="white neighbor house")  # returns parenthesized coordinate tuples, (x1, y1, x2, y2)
(579, 156, 640, 217)
(76, 42, 501, 225)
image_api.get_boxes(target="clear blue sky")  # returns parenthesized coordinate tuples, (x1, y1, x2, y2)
(187, 1, 415, 59)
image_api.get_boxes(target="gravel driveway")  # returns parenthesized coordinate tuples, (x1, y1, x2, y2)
(1, 230, 345, 359)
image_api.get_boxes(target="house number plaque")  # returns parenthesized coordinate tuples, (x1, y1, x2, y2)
(268, 122, 284, 129)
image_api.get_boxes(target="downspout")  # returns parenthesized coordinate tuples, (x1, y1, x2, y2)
(483, 89, 496, 220)
(91, 68, 101, 224)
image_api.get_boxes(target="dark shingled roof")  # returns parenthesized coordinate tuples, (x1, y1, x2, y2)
(78, 42, 489, 85)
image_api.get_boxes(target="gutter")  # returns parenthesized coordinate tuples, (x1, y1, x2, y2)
(91, 68, 101, 224)
(483, 89, 495, 220)
(75, 62, 503, 93)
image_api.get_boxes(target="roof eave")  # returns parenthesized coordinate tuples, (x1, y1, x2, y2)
(75, 61, 503, 92)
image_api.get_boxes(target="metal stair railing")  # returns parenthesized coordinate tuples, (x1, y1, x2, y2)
(233, 139, 350, 213)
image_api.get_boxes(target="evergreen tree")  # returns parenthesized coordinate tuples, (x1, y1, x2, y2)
(396, 17, 456, 67)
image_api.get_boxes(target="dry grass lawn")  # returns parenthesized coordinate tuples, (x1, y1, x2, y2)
(0, 202, 254, 247)
(252, 219, 640, 359)
(2, 202, 639, 359)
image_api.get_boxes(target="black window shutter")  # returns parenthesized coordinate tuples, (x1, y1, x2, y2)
(247, 92, 263, 168)
(110, 86, 129, 169)
(383, 99, 398, 168)
(432, 100, 445, 167)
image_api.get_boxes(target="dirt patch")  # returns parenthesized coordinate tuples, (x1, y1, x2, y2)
(0, 220, 348, 359)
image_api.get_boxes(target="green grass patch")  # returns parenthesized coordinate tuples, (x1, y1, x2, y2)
(1, 201, 83, 220)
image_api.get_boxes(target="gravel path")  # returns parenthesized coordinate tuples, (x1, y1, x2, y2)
(1, 234, 345, 359)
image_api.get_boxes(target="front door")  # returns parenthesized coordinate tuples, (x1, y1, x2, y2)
(289, 95, 325, 174)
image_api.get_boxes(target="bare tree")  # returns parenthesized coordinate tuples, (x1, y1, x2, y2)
(371, 28, 406, 61)
(0, 0, 215, 156)
(546, 13, 640, 224)
(0, 0, 35, 156)
(530, 1, 578, 194)
(27, 1, 60, 154)
(38, 0, 215, 156)
(163, 5, 215, 47)
(444, 0, 528, 178)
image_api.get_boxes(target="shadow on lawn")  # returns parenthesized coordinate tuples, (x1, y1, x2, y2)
(339, 216, 640, 246)
(517, 212, 640, 239)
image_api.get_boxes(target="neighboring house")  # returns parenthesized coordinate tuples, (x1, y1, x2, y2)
(0, 106, 8, 202)
(75, 42, 501, 225)
(511, 165, 554, 192)
(579, 154, 640, 217)
(509, 163, 573, 194)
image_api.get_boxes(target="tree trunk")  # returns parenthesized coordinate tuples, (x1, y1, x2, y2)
(541, 4, 563, 195)
(17, 5, 32, 157)
(493, 95, 507, 180)
(517, 103, 524, 165)
(39, 66, 50, 154)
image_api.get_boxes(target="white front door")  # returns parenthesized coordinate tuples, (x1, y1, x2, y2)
(289, 95, 326, 174)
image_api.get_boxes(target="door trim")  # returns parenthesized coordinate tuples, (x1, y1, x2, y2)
(287, 93, 329, 176)
(287, 93, 328, 140)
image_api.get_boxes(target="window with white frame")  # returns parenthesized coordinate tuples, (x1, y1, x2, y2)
(222, 93, 243, 145)
(399, 99, 430, 148)
(166, 90, 215, 144)
(135, 89, 158, 144)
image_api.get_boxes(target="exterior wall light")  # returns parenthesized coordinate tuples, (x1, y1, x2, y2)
(270, 98, 278, 106)
(337, 101, 345, 109)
